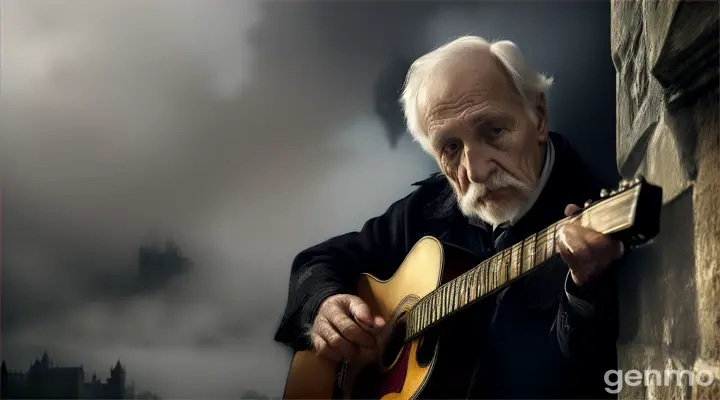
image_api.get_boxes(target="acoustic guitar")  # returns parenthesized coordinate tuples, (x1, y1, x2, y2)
(282, 177, 662, 399)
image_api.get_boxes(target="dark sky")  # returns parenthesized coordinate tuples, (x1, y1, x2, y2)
(0, 1, 617, 397)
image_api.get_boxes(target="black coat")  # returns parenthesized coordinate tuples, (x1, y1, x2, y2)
(274, 132, 618, 399)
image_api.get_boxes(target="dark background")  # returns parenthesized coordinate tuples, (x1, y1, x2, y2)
(0, 1, 617, 397)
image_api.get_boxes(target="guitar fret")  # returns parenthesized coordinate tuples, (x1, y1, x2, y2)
(473, 266, 481, 298)
(501, 250, 506, 283)
(431, 292, 437, 324)
(478, 265, 485, 297)
(530, 233, 537, 269)
(418, 307, 423, 333)
(422, 297, 427, 327)
(537, 230, 547, 264)
(444, 284, 451, 315)
(437, 290, 442, 322)
(436, 290, 441, 322)
(505, 248, 511, 283)
(445, 284, 451, 316)
(498, 251, 505, 285)
(411, 303, 417, 334)
(487, 257, 493, 290)
(410, 305, 417, 335)
(458, 276, 465, 307)
(494, 254, 500, 288)
(466, 274, 473, 303)
(439, 288, 444, 320)
(504, 248, 510, 283)
(441, 285, 448, 317)
(417, 300, 423, 332)
(468, 270, 476, 301)
(549, 224, 557, 255)
(450, 280, 460, 312)
(458, 275, 465, 306)
(416, 310, 421, 335)
(449, 281, 456, 312)
(421, 300, 429, 330)
(512, 243, 521, 278)
(481, 262, 487, 295)
(487, 259, 493, 292)
(469, 269, 477, 300)
(488, 258, 496, 293)
(459, 277, 464, 307)
(484, 261, 490, 294)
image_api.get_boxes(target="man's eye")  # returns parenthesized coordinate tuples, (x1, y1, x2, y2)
(444, 142, 460, 154)
(491, 127, 504, 136)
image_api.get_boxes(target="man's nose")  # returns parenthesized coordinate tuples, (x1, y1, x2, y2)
(463, 144, 495, 184)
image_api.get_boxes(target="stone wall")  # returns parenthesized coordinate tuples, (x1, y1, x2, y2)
(611, 1, 719, 399)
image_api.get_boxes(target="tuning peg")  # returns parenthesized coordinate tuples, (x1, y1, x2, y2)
(600, 188, 609, 198)
(618, 179, 630, 190)
(584, 199, 593, 208)
(610, 189, 617, 196)
(633, 177, 642, 185)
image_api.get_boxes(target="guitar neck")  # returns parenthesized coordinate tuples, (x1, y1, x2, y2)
(405, 183, 644, 339)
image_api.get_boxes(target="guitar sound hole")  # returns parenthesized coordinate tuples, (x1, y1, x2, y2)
(380, 316, 407, 369)
(416, 332, 437, 367)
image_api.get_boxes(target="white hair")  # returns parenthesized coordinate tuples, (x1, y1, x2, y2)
(400, 36, 554, 153)
(459, 169, 533, 228)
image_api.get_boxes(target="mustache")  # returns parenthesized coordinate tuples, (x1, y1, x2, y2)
(463, 170, 531, 199)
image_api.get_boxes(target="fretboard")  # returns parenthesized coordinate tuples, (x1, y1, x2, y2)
(405, 184, 641, 339)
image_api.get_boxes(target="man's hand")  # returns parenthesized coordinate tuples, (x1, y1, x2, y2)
(310, 294, 385, 363)
(558, 204, 625, 287)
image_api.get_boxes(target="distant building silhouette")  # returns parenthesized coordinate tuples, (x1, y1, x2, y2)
(1, 351, 134, 399)
(137, 239, 192, 291)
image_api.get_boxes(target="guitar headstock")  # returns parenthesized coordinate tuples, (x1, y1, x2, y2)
(580, 176, 663, 249)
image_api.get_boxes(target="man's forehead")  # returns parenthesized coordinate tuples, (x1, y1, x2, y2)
(419, 58, 518, 138)
(420, 57, 515, 112)
(425, 56, 500, 94)
(427, 106, 513, 145)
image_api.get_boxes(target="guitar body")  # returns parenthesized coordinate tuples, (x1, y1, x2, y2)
(282, 236, 484, 400)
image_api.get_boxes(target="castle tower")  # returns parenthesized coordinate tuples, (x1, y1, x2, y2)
(40, 350, 50, 368)
(107, 360, 126, 399)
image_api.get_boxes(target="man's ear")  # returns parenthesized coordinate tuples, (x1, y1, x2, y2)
(534, 92, 549, 143)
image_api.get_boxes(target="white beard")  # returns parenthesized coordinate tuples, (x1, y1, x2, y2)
(457, 170, 535, 228)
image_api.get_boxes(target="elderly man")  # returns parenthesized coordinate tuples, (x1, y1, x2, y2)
(275, 36, 621, 399)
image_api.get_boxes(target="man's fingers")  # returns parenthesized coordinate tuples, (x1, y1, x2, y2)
(564, 203, 583, 217)
(331, 312, 377, 349)
(315, 318, 357, 360)
(347, 297, 385, 329)
(559, 223, 625, 286)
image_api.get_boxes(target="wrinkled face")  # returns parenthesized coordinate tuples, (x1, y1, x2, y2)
(419, 51, 549, 227)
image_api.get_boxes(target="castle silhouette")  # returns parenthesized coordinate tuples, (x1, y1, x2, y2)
(1, 351, 134, 399)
